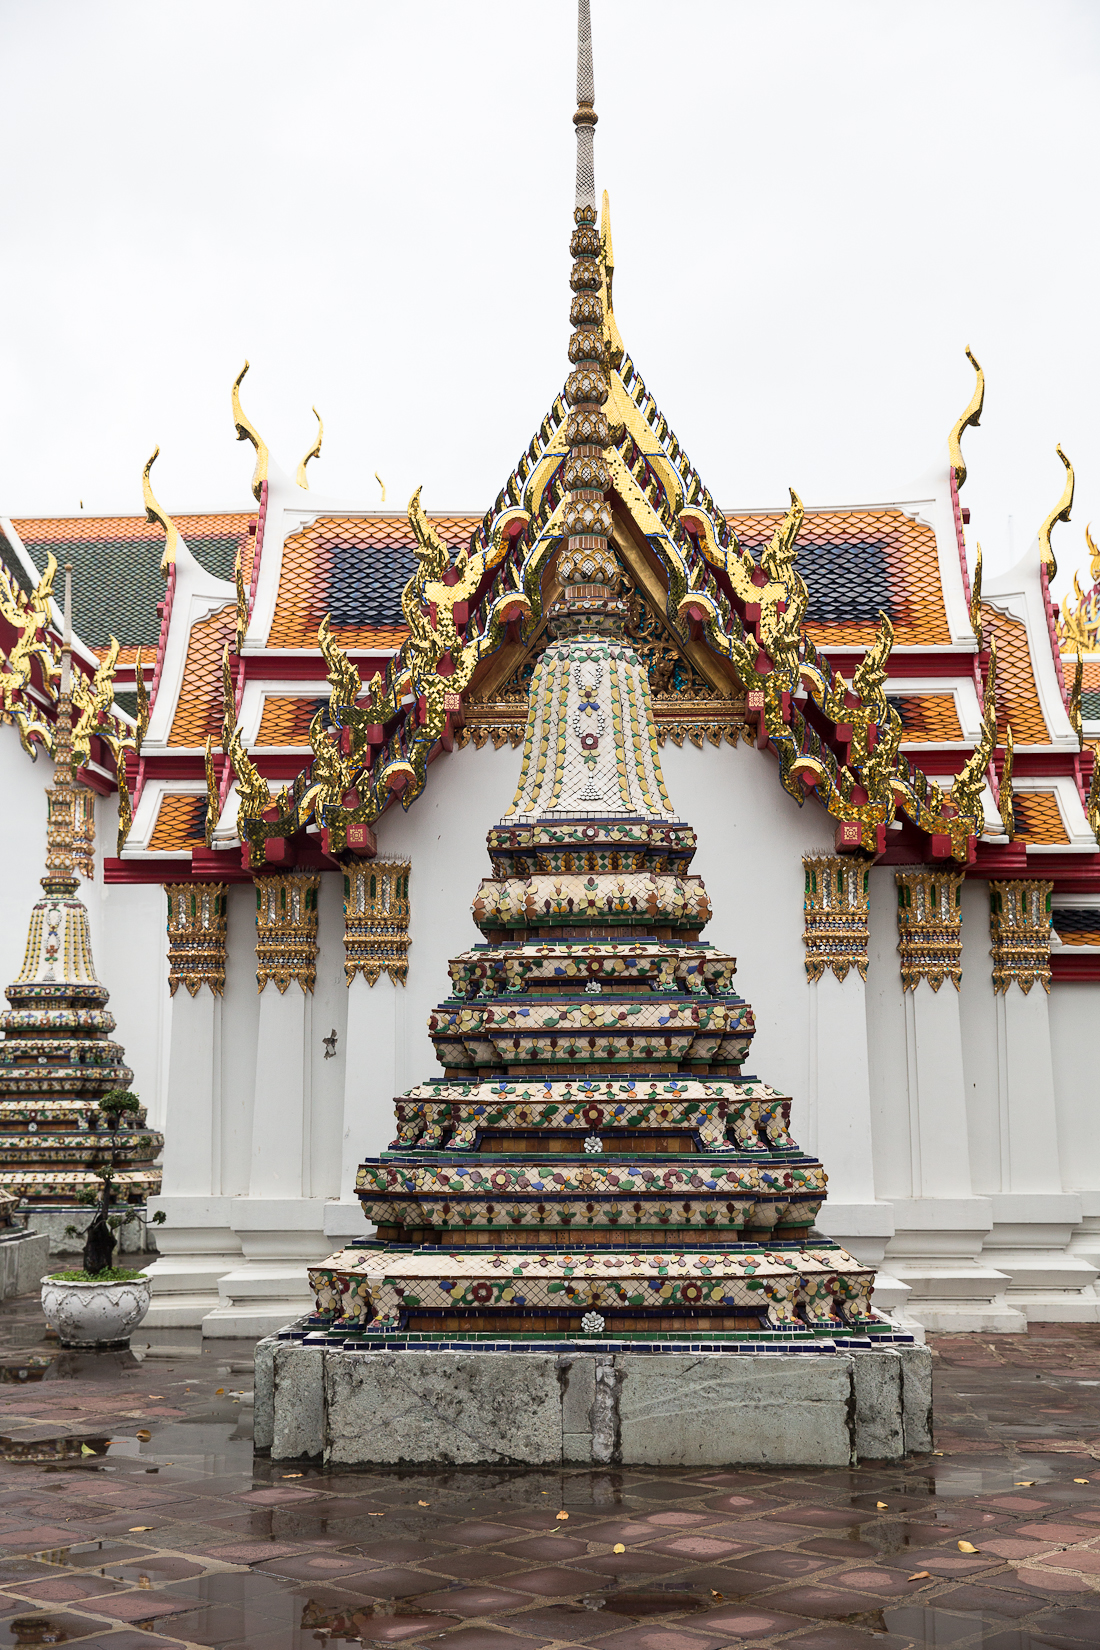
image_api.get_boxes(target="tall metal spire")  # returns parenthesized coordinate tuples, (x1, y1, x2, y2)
(556, 0, 617, 633)
(574, 0, 597, 210)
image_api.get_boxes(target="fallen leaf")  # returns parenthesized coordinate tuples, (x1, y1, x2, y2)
(128, 1526, 152, 1532)
(282, 1473, 303, 1479)
(418, 1500, 430, 1507)
(367, 1512, 385, 1517)
(215, 1388, 224, 1396)
(135, 1430, 151, 1442)
(1074, 1478, 1090, 1484)
(876, 1501, 888, 1509)
(137, 1575, 151, 1589)
(80, 1444, 96, 1456)
(908, 1570, 931, 1581)
(556, 1511, 569, 1521)
(933, 1451, 945, 1456)
(613, 1544, 626, 1554)
(148, 1395, 165, 1400)
(1015, 1481, 1036, 1487)
(710, 1590, 724, 1601)
(958, 1540, 979, 1554)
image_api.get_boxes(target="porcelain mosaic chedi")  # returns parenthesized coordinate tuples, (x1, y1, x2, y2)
(304, 3, 887, 1345)
(0, 584, 162, 1210)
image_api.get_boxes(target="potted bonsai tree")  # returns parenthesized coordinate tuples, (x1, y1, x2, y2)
(40, 1165, 152, 1349)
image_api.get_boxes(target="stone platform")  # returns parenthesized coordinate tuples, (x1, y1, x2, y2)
(257, 1333, 932, 1468)
(0, 1227, 49, 1299)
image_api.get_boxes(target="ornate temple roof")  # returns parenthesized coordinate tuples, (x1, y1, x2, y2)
(0, 77, 1096, 918)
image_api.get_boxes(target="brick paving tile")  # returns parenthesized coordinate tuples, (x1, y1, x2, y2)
(436, 1521, 523, 1546)
(505, 1564, 594, 1595)
(71, 1635, 189, 1649)
(1018, 1521, 1100, 1540)
(733, 1549, 834, 1577)
(797, 1536, 878, 1559)
(430, 1553, 529, 1580)
(343, 1615, 464, 1641)
(1038, 1548, 1100, 1572)
(582, 1632, 726, 1650)
(5, 1572, 128, 1603)
(430, 1632, 551, 1650)
(690, 1603, 810, 1634)
(764, 1583, 885, 1616)
(315, 1565, 435, 1596)
(1016, 1565, 1097, 1592)
(411, 1586, 536, 1614)
(253, 1550, 377, 1580)
(570, 1553, 685, 1578)
(500, 1536, 590, 1560)
(640, 1536, 748, 1559)
(640, 1512, 712, 1527)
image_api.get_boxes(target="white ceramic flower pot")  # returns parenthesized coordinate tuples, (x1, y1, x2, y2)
(40, 1273, 151, 1349)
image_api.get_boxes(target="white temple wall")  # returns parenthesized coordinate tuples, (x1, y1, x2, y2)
(308, 872, 348, 1200)
(219, 884, 262, 1198)
(1049, 980, 1100, 1194)
(659, 738, 835, 1115)
(959, 879, 1001, 1196)
(865, 866, 913, 1198)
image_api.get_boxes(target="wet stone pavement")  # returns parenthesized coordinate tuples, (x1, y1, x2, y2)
(0, 1301, 1097, 1647)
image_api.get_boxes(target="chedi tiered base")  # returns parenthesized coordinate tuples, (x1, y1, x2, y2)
(303, 616, 886, 1347)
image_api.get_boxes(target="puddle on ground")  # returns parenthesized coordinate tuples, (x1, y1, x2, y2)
(575, 1589, 707, 1615)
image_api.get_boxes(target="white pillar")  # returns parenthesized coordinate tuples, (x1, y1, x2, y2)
(324, 861, 412, 1247)
(884, 869, 1021, 1332)
(978, 880, 1097, 1318)
(799, 856, 895, 1281)
(205, 872, 332, 1338)
(145, 883, 243, 1329)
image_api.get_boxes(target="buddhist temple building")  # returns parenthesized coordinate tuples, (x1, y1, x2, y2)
(1, 4, 1098, 1340)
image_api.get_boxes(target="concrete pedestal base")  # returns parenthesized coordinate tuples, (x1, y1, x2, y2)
(256, 1337, 933, 1468)
(0, 1228, 50, 1298)
(24, 1207, 151, 1259)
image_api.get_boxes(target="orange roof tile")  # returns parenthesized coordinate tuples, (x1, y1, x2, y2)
(886, 693, 963, 742)
(167, 603, 236, 748)
(148, 794, 206, 853)
(728, 508, 951, 648)
(9, 513, 256, 654)
(1012, 791, 1068, 845)
(267, 514, 478, 650)
(256, 695, 329, 746)
(1053, 909, 1100, 946)
(981, 604, 1051, 745)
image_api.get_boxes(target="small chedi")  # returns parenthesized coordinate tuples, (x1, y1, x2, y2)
(0, 608, 162, 1213)
(303, 107, 888, 1345)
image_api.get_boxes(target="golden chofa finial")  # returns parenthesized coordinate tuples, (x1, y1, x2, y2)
(1038, 444, 1074, 580)
(231, 361, 269, 502)
(1087, 522, 1100, 583)
(296, 407, 323, 490)
(599, 190, 625, 368)
(142, 447, 180, 576)
(375, 472, 386, 504)
(948, 346, 984, 490)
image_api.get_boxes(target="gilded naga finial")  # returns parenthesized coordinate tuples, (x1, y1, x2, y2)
(948, 346, 984, 490)
(231, 361, 270, 503)
(969, 542, 983, 644)
(375, 472, 386, 504)
(1068, 652, 1084, 747)
(1089, 522, 1100, 583)
(142, 447, 180, 575)
(296, 407, 323, 490)
(1038, 445, 1074, 579)
(999, 724, 1015, 839)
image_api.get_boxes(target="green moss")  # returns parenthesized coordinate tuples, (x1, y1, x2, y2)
(46, 1268, 147, 1283)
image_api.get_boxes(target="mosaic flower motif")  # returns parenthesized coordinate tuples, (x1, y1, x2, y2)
(580, 1311, 605, 1334)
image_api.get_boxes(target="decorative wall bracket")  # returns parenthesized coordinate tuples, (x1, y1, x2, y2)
(896, 869, 964, 992)
(165, 882, 229, 997)
(254, 872, 320, 994)
(989, 878, 1052, 996)
(343, 861, 411, 987)
(802, 855, 870, 983)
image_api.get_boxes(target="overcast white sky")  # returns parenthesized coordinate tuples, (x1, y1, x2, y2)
(1, 0, 1098, 594)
